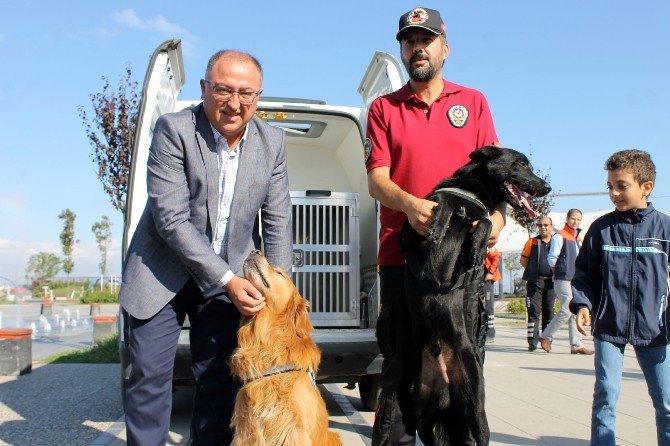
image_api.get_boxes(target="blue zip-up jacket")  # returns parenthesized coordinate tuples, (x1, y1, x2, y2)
(570, 204, 670, 347)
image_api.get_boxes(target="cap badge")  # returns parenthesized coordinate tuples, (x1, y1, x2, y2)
(407, 8, 428, 25)
(448, 105, 469, 128)
(363, 137, 372, 162)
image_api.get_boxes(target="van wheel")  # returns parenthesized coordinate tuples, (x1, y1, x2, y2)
(358, 374, 381, 411)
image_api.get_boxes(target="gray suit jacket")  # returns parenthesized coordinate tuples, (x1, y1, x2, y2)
(119, 104, 293, 320)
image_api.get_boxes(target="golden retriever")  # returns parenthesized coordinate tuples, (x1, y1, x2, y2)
(230, 250, 342, 446)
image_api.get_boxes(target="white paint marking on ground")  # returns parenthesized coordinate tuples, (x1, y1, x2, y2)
(325, 383, 372, 446)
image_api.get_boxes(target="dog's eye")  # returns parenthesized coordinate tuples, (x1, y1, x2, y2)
(276, 270, 285, 277)
(518, 161, 528, 168)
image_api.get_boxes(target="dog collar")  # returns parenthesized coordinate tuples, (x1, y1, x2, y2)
(432, 187, 489, 216)
(243, 365, 317, 390)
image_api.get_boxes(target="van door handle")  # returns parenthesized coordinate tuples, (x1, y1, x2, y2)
(293, 249, 304, 268)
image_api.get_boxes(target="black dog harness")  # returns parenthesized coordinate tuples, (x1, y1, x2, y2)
(431, 186, 490, 291)
(432, 187, 489, 217)
(243, 364, 317, 390)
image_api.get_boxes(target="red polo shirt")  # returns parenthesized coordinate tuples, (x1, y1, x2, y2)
(365, 79, 499, 265)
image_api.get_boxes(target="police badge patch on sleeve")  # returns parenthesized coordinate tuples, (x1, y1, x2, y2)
(364, 137, 372, 162)
(447, 105, 469, 128)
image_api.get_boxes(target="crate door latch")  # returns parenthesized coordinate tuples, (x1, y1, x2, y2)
(293, 249, 305, 268)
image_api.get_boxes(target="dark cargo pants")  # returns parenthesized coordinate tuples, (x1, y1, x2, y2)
(525, 278, 556, 349)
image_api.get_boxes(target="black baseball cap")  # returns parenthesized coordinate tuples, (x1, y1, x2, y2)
(396, 7, 446, 41)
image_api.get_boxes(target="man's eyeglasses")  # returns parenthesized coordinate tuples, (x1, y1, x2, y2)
(537, 224, 551, 227)
(204, 80, 260, 104)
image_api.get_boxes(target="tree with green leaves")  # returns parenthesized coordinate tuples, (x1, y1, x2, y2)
(92, 216, 113, 275)
(58, 208, 77, 282)
(79, 66, 139, 212)
(26, 252, 62, 288)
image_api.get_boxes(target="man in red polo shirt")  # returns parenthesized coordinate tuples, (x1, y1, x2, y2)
(365, 6, 506, 445)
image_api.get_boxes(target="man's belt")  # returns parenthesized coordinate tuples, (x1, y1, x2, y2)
(538, 275, 552, 280)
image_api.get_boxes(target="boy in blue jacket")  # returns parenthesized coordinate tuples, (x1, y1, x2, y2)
(571, 149, 670, 445)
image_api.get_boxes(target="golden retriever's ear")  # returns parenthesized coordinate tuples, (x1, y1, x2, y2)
(288, 289, 313, 337)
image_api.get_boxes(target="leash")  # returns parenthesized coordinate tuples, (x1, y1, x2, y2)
(243, 364, 317, 390)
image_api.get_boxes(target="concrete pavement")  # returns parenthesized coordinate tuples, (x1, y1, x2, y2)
(0, 302, 659, 445)
(88, 324, 658, 446)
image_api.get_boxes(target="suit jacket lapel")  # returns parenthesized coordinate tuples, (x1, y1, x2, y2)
(194, 105, 220, 230)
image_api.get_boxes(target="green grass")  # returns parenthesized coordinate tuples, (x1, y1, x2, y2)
(41, 334, 120, 364)
(495, 312, 526, 327)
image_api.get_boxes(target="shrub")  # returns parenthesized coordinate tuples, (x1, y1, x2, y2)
(506, 299, 526, 315)
(82, 288, 119, 304)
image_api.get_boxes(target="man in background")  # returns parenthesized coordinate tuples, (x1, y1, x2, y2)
(540, 209, 593, 355)
(484, 246, 501, 343)
(520, 216, 556, 351)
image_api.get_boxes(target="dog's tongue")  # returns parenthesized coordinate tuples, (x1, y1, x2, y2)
(508, 183, 537, 218)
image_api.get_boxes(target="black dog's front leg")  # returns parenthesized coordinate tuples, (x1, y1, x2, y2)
(468, 217, 492, 268)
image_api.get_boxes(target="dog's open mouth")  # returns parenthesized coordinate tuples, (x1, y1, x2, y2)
(504, 181, 537, 218)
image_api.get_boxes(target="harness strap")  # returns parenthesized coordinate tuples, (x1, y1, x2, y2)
(432, 187, 489, 217)
(446, 264, 487, 291)
(416, 187, 488, 293)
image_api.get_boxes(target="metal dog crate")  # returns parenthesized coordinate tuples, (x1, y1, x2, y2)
(291, 191, 360, 327)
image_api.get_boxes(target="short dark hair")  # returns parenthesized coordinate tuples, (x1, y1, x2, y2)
(567, 209, 582, 219)
(205, 50, 263, 80)
(605, 149, 656, 185)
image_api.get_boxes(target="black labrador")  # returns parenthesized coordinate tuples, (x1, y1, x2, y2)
(400, 146, 551, 445)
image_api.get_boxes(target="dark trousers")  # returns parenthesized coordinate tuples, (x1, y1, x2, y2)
(525, 278, 556, 348)
(371, 266, 486, 446)
(484, 281, 496, 339)
(125, 279, 241, 446)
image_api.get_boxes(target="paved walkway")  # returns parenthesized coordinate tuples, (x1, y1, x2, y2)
(88, 324, 658, 446)
(484, 325, 655, 445)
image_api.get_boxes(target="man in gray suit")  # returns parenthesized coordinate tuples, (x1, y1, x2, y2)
(119, 50, 293, 445)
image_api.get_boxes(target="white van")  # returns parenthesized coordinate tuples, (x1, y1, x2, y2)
(120, 39, 406, 409)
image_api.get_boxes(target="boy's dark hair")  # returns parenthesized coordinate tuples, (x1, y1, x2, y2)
(605, 149, 656, 184)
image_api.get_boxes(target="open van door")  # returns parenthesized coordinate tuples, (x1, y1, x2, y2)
(123, 39, 185, 259)
(357, 51, 406, 127)
(354, 51, 405, 410)
(120, 39, 184, 406)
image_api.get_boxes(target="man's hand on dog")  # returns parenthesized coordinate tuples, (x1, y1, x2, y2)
(576, 307, 591, 336)
(470, 216, 504, 247)
(225, 276, 266, 315)
(406, 197, 439, 236)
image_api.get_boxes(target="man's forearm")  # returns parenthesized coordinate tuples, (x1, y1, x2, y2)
(368, 170, 417, 215)
(486, 203, 507, 245)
